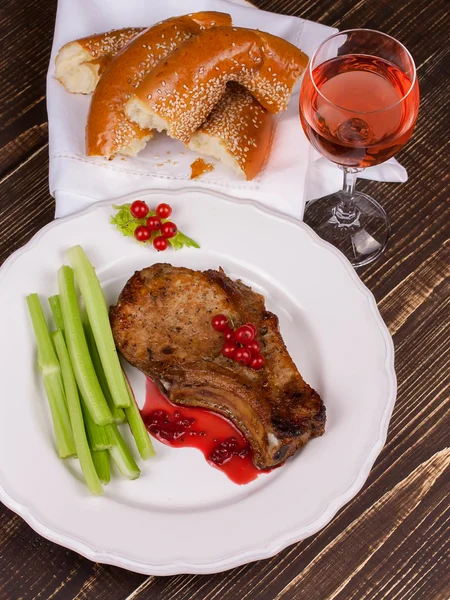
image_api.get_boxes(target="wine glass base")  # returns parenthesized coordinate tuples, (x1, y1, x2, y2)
(304, 192, 391, 268)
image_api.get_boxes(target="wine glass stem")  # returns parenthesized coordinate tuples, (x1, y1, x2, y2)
(335, 167, 362, 224)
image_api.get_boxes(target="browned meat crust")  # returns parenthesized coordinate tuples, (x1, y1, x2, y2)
(110, 264, 325, 469)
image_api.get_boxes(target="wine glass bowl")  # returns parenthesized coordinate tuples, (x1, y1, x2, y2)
(300, 29, 419, 267)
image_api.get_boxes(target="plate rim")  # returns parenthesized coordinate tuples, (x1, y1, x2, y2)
(0, 188, 397, 575)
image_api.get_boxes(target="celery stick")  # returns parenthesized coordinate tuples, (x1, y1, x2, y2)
(53, 330, 103, 495)
(58, 266, 112, 425)
(49, 295, 64, 333)
(80, 399, 111, 451)
(123, 375, 155, 460)
(26, 294, 76, 458)
(67, 246, 130, 408)
(84, 318, 126, 424)
(107, 423, 140, 480)
(92, 450, 110, 485)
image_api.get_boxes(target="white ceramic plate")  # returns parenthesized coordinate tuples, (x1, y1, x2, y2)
(0, 189, 396, 575)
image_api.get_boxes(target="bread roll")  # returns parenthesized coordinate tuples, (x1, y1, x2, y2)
(55, 28, 144, 94)
(125, 26, 308, 143)
(86, 12, 232, 158)
(188, 84, 273, 180)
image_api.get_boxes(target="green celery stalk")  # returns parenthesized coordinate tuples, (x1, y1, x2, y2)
(80, 399, 111, 451)
(53, 330, 103, 495)
(123, 375, 155, 460)
(92, 450, 110, 485)
(58, 266, 112, 425)
(26, 294, 76, 458)
(107, 423, 140, 480)
(49, 295, 65, 333)
(67, 246, 130, 408)
(84, 318, 126, 424)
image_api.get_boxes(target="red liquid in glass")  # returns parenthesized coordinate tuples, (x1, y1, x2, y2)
(140, 378, 265, 485)
(300, 55, 419, 167)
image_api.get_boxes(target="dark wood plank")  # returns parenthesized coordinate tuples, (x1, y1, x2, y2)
(0, 1, 55, 138)
(0, 100, 48, 177)
(0, 148, 54, 265)
(0, 0, 449, 598)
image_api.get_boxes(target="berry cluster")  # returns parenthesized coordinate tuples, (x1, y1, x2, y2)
(131, 200, 177, 251)
(212, 314, 265, 371)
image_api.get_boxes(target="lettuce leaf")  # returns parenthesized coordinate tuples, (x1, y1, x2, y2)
(110, 204, 145, 238)
(169, 231, 200, 251)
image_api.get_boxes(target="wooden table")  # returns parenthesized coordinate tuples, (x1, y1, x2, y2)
(1, 0, 449, 598)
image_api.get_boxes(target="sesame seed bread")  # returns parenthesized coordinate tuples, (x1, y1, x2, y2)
(125, 26, 308, 144)
(55, 28, 144, 94)
(188, 83, 273, 180)
(86, 12, 232, 158)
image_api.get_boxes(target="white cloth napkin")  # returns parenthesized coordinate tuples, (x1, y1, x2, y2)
(47, 0, 407, 219)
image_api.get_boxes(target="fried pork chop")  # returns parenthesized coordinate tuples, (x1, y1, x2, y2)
(110, 264, 325, 469)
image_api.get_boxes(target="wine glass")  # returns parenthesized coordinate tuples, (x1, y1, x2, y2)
(299, 29, 419, 267)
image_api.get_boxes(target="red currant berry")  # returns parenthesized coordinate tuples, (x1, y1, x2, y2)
(156, 203, 172, 219)
(224, 328, 236, 343)
(222, 343, 237, 359)
(153, 236, 168, 251)
(234, 347, 252, 366)
(146, 216, 162, 231)
(235, 325, 255, 345)
(250, 353, 265, 370)
(130, 200, 149, 219)
(246, 323, 258, 337)
(211, 314, 229, 332)
(161, 221, 178, 239)
(134, 225, 151, 242)
(246, 340, 261, 354)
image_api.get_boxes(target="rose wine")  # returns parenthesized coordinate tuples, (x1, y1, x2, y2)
(300, 55, 419, 167)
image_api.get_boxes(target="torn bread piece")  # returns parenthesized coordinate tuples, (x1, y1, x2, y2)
(86, 12, 232, 158)
(125, 26, 308, 144)
(55, 28, 144, 94)
(188, 83, 273, 180)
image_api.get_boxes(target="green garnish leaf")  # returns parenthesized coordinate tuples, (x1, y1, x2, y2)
(169, 231, 201, 251)
(110, 204, 145, 238)
(111, 203, 200, 250)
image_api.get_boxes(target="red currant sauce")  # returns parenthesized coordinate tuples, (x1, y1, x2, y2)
(140, 378, 265, 485)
